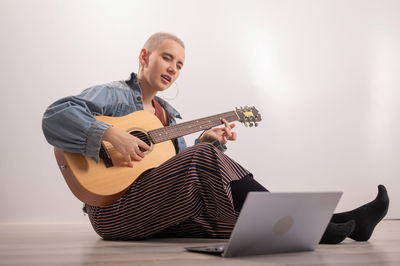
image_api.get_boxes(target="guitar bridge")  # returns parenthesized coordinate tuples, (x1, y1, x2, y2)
(99, 143, 113, 168)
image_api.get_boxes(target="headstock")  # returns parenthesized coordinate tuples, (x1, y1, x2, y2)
(235, 106, 262, 127)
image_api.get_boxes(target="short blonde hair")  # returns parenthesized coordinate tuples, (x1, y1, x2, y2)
(143, 32, 185, 51)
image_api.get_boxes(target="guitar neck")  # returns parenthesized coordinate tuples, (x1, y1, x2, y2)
(148, 111, 238, 144)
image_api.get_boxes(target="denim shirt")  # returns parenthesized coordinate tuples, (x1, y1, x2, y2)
(42, 73, 226, 161)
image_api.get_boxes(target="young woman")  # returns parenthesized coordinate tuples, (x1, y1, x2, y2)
(42, 32, 389, 244)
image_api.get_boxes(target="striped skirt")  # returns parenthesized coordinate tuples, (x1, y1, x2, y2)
(86, 142, 250, 240)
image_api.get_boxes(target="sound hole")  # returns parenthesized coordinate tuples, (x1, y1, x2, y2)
(130, 131, 151, 152)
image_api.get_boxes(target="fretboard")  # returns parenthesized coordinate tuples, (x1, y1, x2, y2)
(148, 111, 238, 144)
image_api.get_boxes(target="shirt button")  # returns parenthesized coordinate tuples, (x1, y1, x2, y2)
(137, 96, 142, 101)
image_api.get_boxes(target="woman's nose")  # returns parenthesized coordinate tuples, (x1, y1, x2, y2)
(167, 64, 176, 75)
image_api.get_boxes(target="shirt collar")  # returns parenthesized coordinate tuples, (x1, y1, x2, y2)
(125, 72, 182, 119)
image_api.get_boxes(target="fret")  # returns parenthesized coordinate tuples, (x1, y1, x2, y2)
(149, 111, 238, 144)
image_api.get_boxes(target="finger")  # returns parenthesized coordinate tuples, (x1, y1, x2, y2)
(136, 150, 145, 158)
(131, 147, 143, 161)
(221, 119, 229, 128)
(136, 138, 152, 151)
(229, 131, 237, 141)
(223, 126, 233, 138)
(123, 152, 133, 168)
(222, 119, 234, 135)
(134, 144, 146, 158)
(220, 119, 236, 131)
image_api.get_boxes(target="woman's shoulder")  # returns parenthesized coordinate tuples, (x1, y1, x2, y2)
(79, 79, 137, 105)
(82, 80, 132, 94)
(154, 96, 182, 120)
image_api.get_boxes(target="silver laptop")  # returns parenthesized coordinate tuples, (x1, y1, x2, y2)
(185, 191, 342, 257)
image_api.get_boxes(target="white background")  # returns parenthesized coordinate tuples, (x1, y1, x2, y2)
(0, 0, 398, 223)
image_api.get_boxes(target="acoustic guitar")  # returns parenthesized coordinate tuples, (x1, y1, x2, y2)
(54, 106, 261, 206)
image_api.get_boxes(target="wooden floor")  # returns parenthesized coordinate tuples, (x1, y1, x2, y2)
(1, 220, 399, 266)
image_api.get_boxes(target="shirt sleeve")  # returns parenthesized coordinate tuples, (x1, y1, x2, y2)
(194, 131, 228, 153)
(42, 86, 116, 161)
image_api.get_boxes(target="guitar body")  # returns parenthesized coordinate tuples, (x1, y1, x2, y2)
(54, 110, 176, 207)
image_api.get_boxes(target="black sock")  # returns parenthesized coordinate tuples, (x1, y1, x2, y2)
(330, 185, 389, 241)
(230, 174, 268, 212)
(319, 220, 356, 244)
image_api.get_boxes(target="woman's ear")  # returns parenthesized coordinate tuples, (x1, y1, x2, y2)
(139, 48, 151, 67)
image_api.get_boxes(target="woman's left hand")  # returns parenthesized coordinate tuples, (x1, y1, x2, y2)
(200, 119, 237, 145)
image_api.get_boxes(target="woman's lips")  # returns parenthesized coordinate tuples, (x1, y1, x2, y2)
(161, 74, 171, 84)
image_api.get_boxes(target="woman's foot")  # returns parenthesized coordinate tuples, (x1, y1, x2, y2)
(320, 220, 356, 244)
(331, 185, 389, 241)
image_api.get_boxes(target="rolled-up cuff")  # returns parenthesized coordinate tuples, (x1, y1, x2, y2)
(194, 132, 227, 153)
(85, 120, 112, 162)
(210, 139, 227, 153)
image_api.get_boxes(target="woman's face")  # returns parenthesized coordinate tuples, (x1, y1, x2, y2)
(141, 39, 185, 92)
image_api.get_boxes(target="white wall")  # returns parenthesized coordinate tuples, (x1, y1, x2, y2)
(0, 0, 398, 223)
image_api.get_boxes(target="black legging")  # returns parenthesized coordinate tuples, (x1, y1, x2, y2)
(230, 174, 269, 212)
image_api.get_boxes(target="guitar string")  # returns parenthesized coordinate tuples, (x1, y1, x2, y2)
(150, 113, 239, 142)
(104, 111, 241, 149)
(102, 114, 237, 151)
(149, 112, 239, 143)
(152, 111, 236, 136)
(149, 112, 236, 140)
(102, 114, 234, 149)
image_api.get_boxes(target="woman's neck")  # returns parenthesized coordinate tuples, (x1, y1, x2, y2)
(137, 77, 157, 113)
(137, 76, 155, 100)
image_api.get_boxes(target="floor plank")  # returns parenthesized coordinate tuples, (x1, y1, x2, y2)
(0, 220, 399, 265)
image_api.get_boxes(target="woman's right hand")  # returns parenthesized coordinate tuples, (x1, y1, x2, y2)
(102, 126, 151, 168)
